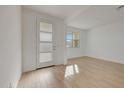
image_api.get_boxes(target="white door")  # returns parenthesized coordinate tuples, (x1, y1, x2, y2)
(36, 18, 56, 68)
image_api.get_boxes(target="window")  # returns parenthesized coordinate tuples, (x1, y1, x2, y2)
(66, 32, 80, 48)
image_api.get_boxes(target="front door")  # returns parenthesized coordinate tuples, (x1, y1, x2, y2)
(36, 18, 55, 68)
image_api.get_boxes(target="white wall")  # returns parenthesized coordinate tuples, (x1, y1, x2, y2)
(86, 20, 124, 64)
(0, 6, 22, 87)
(22, 8, 66, 72)
(67, 26, 87, 59)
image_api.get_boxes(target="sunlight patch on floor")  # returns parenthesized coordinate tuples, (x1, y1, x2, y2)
(65, 64, 79, 77)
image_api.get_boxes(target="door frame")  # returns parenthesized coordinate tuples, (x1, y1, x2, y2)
(36, 17, 56, 69)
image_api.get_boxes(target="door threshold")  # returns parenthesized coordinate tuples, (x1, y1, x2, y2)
(36, 65, 55, 70)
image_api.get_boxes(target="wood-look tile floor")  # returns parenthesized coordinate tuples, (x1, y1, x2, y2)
(17, 57, 124, 88)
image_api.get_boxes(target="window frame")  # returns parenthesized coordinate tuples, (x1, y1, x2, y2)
(66, 31, 80, 48)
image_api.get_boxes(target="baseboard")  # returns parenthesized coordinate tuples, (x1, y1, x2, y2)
(23, 67, 36, 73)
(67, 55, 124, 65)
(8, 72, 22, 88)
(12, 72, 22, 88)
(85, 56, 124, 65)
(67, 56, 86, 60)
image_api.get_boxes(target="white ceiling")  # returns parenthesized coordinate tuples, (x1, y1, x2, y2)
(24, 5, 124, 30)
